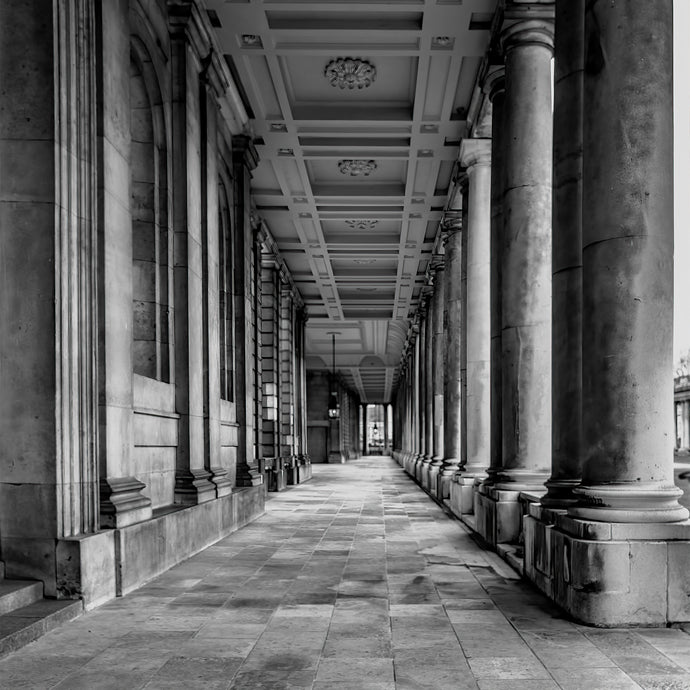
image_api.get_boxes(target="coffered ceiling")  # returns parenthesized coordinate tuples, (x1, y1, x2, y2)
(206, 0, 496, 403)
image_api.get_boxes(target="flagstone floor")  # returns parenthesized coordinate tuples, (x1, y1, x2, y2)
(1, 456, 690, 689)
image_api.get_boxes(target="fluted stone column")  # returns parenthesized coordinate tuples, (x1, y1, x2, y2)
(569, 1, 686, 524)
(428, 257, 445, 494)
(452, 139, 492, 514)
(496, 9, 554, 492)
(543, 0, 584, 507)
(440, 219, 464, 499)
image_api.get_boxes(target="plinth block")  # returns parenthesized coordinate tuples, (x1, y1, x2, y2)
(474, 485, 521, 546)
(525, 511, 690, 625)
(428, 465, 441, 497)
(448, 479, 462, 518)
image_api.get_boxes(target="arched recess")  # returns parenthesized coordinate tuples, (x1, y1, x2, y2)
(130, 36, 171, 382)
(218, 166, 235, 401)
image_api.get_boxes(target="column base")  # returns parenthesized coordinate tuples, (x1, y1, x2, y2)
(175, 468, 217, 505)
(100, 477, 152, 528)
(448, 475, 478, 517)
(281, 456, 299, 485)
(541, 478, 580, 508)
(420, 456, 433, 491)
(328, 451, 346, 464)
(438, 463, 460, 500)
(236, 463, 264, 487)
(413, 454, 425, 482)
(569, 483, 689, 523)
(474, 484, 522, 547)
(427, 460, 443, 497)
(210, 466, 234, 498)
(261, 459, 287, 492)
(494, 468, 550, 492)
(297, 454, 313, 483)
(524, 505, 690, 626)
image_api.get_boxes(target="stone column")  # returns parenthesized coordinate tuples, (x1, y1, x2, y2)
(569, 1, 686, 523)
(428, 257, 445, 493)
(169, 10, 216, 504)
(420, 297, 434, 488)
(454, 139, 492, 514)
(416, 312, 428, 481)
(440, 219, 464, 499)
(232, 135, 263, 486)
(295, 307, 311, 480)
(424, 291, 434, 464)
(412, 322, 423, 478)
(543, 0, 584, 508)
(496, 8, 554, 492)
(683, 401, 690, 450)
(486, 68, 506, 486)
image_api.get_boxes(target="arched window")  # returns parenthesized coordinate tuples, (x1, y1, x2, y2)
(130, 45, 170, 381)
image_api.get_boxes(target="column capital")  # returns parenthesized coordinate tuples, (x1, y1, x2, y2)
(430, 253, 445, 273)
(459, 138, 492, 171)
(500, 13, 555, 55)
(441, 214, 462, 237)
(481, 65, 506, 102)
(232, 134, 259, 171)
(168, 0, 213, 61)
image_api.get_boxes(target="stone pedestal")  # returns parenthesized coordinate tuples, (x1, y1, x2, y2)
(525, 505, 690, 626)
(474, 484, 521, 547)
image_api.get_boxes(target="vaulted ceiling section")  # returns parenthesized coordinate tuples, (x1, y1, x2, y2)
(207, 0, 496, 403)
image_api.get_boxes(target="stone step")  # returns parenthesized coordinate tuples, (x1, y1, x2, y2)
(0, 580, 43, 616)
(0, 599, 82, 658)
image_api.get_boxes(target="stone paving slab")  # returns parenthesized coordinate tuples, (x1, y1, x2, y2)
(0, 456, 689, 689)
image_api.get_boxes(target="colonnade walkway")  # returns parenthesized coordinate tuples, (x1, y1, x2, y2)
(2, 457, 690, 690)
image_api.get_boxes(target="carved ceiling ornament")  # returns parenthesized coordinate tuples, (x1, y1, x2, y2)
(324, 57, 376, 90)
(338, 159, 377, 177)
(346, 219, 378, 231)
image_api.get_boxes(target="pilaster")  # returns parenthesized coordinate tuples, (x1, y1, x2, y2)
(169, 4, 216, 504)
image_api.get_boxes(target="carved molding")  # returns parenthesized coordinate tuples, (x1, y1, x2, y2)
(338, 159, 377, 177)
(324, 57, 376, 90)
(346, 219, 378, 230)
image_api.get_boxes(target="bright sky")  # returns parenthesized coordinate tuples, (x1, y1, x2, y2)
(675, 3, 690, 364)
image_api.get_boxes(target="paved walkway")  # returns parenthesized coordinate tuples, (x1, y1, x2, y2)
(1, 456, 690, 689)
